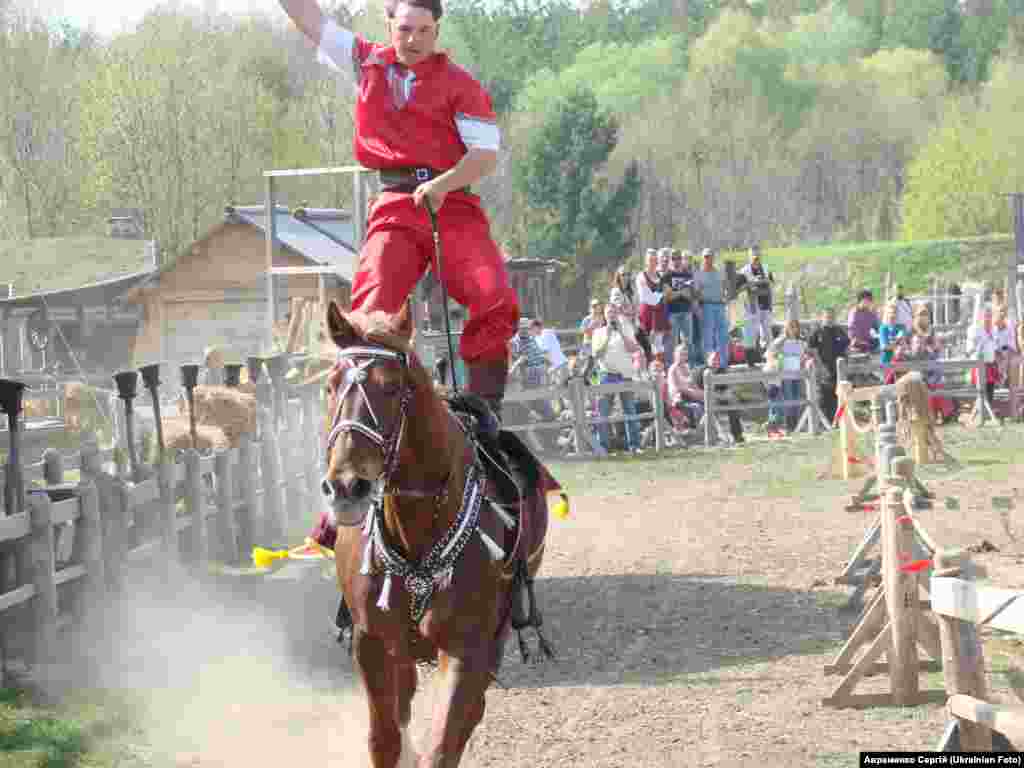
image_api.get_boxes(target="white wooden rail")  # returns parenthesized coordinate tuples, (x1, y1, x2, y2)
(931, 551, 1024, 751)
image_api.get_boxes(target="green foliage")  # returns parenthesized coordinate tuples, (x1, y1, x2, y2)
(880, 0, 964, 80)
(516, 35, 688, 117)
(0, 689, 87, 768)
(514, 85, 640, 297)
(901, 100, 1006, 240)
(784, 4, 875, 66)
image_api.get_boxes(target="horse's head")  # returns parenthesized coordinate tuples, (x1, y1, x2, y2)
(320, 300, 423, 523)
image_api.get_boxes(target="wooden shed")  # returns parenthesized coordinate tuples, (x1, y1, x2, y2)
(0, 237, 156, 376)
(123, 206, 357, 367)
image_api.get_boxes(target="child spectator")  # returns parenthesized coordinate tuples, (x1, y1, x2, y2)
(878, 302, 908, 368)
(847, 289, 880, 354)
(767, 318, 810, 433)
(667, 344, 704, 430)
(807, 307, 850, 425)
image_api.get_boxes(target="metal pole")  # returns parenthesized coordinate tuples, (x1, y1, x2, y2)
(1008, 192, 1024, 327)
(265, 175, 277, 353)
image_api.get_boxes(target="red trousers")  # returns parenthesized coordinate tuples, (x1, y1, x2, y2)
(349, 192, 519, 364)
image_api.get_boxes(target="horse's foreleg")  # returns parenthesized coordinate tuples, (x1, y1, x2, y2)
(353, 629, 402, 768)
(394, 661, 419, 768)
(418, 651, 489, 768)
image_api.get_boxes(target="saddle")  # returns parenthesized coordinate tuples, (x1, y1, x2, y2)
(446, 395, 556, 663)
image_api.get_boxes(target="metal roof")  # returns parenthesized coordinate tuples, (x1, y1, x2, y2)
(226, 205, 358, 281)
(0, 269, 155, 310)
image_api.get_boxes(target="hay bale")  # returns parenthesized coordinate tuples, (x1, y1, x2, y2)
(162, 416, 230, 451)
(22, 397, 56, 419)
(181, 385, 257, 446)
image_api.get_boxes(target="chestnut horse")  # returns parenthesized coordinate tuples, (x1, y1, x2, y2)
(320, 301, 556, 768)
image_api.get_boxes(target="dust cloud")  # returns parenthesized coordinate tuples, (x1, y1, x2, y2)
(41, 557, 380, 767)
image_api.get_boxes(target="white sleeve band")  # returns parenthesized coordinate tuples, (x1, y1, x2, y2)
(455, 114, 501, 151)
(316, 18, 355, 73)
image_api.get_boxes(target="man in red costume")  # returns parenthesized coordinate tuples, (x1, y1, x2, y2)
(278, 0, 517, 415)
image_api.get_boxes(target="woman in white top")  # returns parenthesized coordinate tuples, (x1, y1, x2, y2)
(968, 304, 999, 405)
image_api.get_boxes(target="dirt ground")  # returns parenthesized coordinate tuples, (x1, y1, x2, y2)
(20, 429, 1024, 768)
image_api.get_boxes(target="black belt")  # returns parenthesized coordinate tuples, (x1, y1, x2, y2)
(376, 167, 472, 196)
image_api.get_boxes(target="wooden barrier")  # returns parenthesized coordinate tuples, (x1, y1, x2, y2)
(824, 398, 946, 709)
(0, 363, 327, 683)
(701, 366, 828, 447)
(930, 549, 1024, 751)
(505, 376, 667, 456)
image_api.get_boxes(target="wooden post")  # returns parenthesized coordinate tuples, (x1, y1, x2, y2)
(158, 458, 179, 568)
(260, 429, 285, 546)
(83, 453, 124, 593)
(139, 364, 165, 464)
(113, 371, 141, 482)
(805, 369, 820, 436)
(569, 377, 589, 457)
(237, 435, 259, 556)
(302, 390, 321, 508)
(882, 454, 920, 705)
(652, 379, 665, 452)
(703, 368, 715, 446)
(75, 478, 106, 620)
(213, 449, 238, 565)
(975, 361, 988, 426)
(935, 548, 993, 751)
(184, 449, 207, 566)
(27, 491, 58, 662)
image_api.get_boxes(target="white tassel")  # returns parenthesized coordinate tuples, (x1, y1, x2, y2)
(360, 536, 373, 575)
(478, 529, 505, 562)
(362, 508, 374, 535)
(436, 568, 453, 592)
(376, 573, 393, 611)
(490, 501, 516, 530)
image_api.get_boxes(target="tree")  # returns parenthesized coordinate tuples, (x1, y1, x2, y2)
(0, 7, 91, 237)
(78, 9, 333, 260)
(513, 85, 640, 299)
(900, 98, 1005, 239)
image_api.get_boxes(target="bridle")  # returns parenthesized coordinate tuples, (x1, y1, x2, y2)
(325, 344, 413, 490)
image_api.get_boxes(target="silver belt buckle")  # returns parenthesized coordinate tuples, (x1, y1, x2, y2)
(415, 168, 430, 182)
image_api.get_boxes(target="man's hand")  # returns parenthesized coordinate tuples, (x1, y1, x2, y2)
(413, 180, 448, 214)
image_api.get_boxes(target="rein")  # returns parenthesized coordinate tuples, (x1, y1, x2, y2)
(325, 340, 508, 620)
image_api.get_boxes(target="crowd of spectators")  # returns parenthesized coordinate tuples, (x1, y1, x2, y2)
(497, 246, 1024, 454)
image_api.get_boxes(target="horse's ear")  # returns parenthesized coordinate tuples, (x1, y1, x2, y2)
(392, 300, 414, 341)
(326, 301, 358, 347)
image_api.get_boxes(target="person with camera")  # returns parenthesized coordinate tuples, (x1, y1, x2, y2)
(737, 245, 774, 364)
(591, 303, 643, 453)
(660, 249, 695, 370)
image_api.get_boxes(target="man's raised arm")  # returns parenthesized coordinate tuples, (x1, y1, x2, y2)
(278, 0, 327, 47)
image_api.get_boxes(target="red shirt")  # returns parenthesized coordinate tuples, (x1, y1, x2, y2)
(319, 22, 499, 172)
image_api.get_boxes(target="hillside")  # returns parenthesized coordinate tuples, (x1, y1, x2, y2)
(756, 235, 1017, 313)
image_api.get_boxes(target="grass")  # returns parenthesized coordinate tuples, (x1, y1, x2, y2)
(738, 234, 1016, 314)
(550, 423, 1024, 504)
(0, 686, 151, 768)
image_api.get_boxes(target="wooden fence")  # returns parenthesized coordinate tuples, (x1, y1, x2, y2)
(931, 551, 1024, 750)
(0, 364, 325, 686)
(701, 366, 828, 446)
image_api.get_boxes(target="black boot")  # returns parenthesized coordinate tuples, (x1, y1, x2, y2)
(466, 358, 509, 428)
